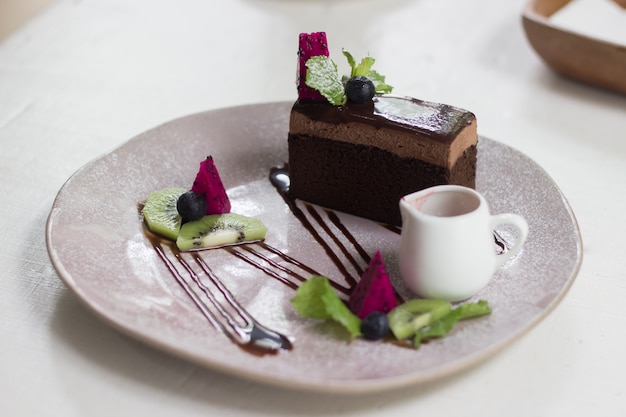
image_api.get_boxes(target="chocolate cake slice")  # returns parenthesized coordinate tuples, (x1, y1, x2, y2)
(287, 32, 478, 226)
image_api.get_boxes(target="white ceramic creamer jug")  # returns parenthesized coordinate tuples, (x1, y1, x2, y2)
(399, 185, 529, 301)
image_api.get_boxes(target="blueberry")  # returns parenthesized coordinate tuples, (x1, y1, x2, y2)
(345, 76, 376, 103)
(360, 311, 390, 341)
(176, 191, 206, 222)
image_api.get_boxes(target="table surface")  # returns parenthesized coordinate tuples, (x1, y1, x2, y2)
(2, 0, 625, 416)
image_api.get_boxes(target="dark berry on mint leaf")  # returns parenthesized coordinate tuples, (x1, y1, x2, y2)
(176, 191, 206, 222)
(345, 76, 376, 103)
(360, 311, 390, 341)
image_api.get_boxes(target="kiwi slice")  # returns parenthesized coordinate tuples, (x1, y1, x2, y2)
(176, 213, 267, 251)
(142, 187, 186, 240)
(388, 299, 452, 340)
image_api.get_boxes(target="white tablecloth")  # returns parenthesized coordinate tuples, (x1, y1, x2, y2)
(2, 0, 625, 415)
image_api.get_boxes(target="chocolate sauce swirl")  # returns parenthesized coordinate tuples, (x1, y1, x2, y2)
(148, 233, 292, 353)
(270, 166, 372, 289)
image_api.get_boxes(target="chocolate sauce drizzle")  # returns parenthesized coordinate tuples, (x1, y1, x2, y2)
(149, 235, 292, 353)
(224, 242, 349, 292)
(494, 230, 509, 254)
(143, 169, 376, 353)
(270, 166, 372, 291)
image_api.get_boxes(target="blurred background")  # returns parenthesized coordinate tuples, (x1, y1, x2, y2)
(0, 0, 57, 40)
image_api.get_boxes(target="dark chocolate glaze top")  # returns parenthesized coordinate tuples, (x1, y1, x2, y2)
(292, 95, 475, 144)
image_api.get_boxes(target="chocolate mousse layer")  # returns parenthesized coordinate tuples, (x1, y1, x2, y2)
(288, 95, 478, 226)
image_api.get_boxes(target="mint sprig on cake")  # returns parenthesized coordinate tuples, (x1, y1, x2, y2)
(298, 31, 392, 105)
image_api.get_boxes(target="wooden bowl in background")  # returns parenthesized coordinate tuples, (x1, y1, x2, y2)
(522, 0, 626, 95)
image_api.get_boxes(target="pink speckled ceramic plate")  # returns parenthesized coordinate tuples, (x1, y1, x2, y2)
(46, 102, 582, 393)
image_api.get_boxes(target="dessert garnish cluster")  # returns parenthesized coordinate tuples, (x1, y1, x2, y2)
(142, 156, 267, 250)
(298, 32, 392, 105)
(291, 251, 491, 346)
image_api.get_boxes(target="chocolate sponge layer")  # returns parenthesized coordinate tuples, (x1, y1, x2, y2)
(288, 134, 477, 226)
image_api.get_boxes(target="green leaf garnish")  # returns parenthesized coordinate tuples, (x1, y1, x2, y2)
(367, 69, 393, 94)
(343, 48, 375, 77)
(342, 49, 357, 74)
(305, 56, 346, 106)
(291, 275, 362, 338)
(305, 50, 393, 106)
(355, 57, 376, 77)
(291, 275, 491, 348)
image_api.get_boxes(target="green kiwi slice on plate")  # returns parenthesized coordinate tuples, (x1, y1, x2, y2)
(142, 188, 267, 250)
(142, 187, 186, 240)
(176, 213, 267, 251)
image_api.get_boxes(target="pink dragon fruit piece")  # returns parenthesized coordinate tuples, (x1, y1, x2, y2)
(349, 250, 398, 319)
(191, 156, 231, 215)
(297, 32, 329, 101)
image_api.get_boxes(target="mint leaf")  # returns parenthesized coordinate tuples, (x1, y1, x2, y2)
(375, 83, 393, 94)
(354, 56, 375, 77)
(320, 285, 362, 337)
(342, 49, 356, 74)
(291, 276, 362, 338)
(290, 275, 333, 319)
(305, 56, 346, 105)
(367, 69, 386, 84)
(367, 69, 393, 94)
(343, 49, 375, 77)
(306, 50, 393, 105)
